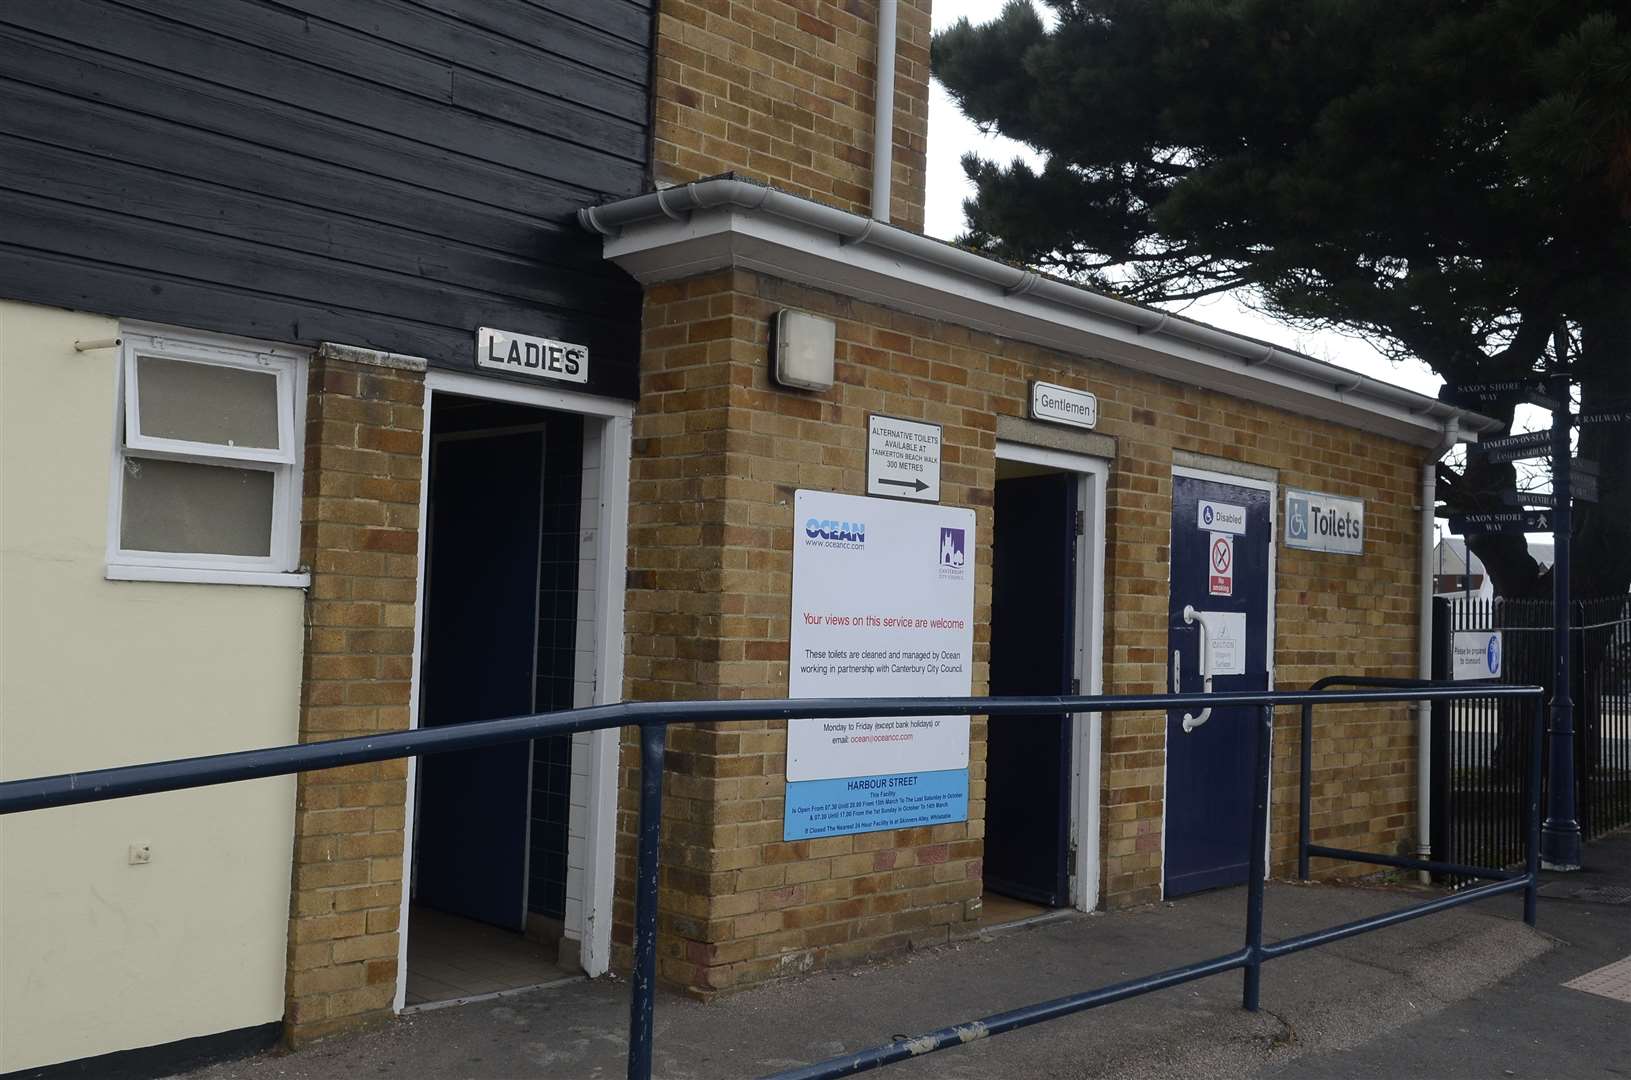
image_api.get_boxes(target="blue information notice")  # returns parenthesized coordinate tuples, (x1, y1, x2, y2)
(783, 768, 969, 841)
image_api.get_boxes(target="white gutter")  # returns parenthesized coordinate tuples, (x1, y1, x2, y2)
(871, 0, 898, 222)
(1416, 420, 1458, 882)
(579, 178, 1504, 447)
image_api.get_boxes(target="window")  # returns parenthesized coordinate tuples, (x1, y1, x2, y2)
(107, 328, 308, 586)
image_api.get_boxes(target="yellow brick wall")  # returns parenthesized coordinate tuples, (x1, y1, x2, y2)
(284, 356, 426, 1043)
(617, 269, 1429, 992)
(653, 0, 932, 231)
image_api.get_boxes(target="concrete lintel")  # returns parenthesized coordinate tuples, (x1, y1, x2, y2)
(1172, 449, 1278, 484)
(317, 341, 429, 373)
(996, 415, 1117, 460)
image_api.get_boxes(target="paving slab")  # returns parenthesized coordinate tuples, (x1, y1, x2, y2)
(189, 871, 1559, 1080)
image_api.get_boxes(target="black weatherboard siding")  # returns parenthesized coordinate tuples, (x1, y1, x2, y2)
(0, 0, 651, 399)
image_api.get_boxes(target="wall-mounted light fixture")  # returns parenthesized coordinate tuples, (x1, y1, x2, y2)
(772, 309, 835, 392)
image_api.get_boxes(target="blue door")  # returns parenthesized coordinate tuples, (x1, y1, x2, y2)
(1164, 472, 1273, 897)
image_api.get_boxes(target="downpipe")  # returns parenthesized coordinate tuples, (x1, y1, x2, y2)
(1417, 421, 1457, 883)
(870, 0, 898, 222)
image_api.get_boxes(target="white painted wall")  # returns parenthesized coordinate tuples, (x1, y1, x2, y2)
(0, 301, 305, 1072)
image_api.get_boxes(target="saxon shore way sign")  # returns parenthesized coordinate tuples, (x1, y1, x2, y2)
(867, 414, 941, 502)
(1448, 510, 1553, 535)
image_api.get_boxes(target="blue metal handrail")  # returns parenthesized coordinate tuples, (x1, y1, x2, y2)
(0, 684, 1545, 1080)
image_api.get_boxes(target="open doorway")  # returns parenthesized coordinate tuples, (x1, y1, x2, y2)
(403, 392, 584, 1008)
(983, 444, 1105, 926)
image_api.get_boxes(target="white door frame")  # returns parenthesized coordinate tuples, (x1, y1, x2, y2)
(1161, 464, 1277, 900)
(993, 440, 1109, 913)
(394, 370, 633, 1010)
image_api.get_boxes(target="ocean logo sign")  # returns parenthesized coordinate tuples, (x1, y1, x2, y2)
(1485, 633, 1501, 676)
(805, 518, 866, 548)
(938, 527, 966, 568)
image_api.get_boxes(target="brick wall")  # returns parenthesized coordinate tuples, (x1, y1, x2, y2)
(618, 268, 1429, 991)
(284, 353, 426, 1044)
(653, 0, 932, 232)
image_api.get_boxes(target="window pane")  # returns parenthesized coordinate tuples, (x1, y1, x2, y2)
(135, 355, 281, 450)
(120, 456, 274, 557)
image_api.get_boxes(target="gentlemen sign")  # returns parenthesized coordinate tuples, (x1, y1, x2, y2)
(1029, 381, 1098, 429)
(477, 327, 588, 384)
(1284, 489, 1364, 555)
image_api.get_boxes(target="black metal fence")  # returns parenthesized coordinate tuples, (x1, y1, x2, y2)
(0, 685, 1543, 1080)
(1433, 596, 1631, 877)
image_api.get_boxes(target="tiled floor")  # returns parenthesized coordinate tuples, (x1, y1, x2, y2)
(979, 891, 1053, 928)
(404, 906, 571, 1008)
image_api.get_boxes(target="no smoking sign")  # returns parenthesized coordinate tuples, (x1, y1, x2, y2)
(1208, 532, 1233, 597)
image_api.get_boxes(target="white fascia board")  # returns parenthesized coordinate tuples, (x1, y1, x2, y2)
(601, 207, 1464, 448)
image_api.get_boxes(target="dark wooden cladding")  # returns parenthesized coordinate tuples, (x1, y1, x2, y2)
(0, 0, 653, 398)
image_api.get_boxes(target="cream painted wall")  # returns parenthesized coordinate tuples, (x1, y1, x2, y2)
(0, 301, 305, 1072)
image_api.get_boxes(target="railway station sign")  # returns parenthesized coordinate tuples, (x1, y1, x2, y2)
(866, 414, 941, 502)
(785, 490, 974, 840)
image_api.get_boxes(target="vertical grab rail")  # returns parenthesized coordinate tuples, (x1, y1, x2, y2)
(628, 722, 667, 1080)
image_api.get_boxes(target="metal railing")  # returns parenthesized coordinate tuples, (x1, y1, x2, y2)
(0, 685, 1544, 1080)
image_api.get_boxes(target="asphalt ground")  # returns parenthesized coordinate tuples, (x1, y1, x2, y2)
(181, 835, 1631, 1080)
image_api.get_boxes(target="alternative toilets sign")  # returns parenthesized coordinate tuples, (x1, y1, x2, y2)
(1284, 489, 1365, 555)
(785, 490, 975, 840)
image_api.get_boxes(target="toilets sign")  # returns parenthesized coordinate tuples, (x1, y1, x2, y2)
(1284, 489, 1365, 556)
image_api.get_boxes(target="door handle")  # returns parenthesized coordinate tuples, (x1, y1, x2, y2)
(1180, 604, 1213, 732)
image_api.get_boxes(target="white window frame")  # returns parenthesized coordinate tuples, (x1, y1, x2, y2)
(105, 325, 310, 588)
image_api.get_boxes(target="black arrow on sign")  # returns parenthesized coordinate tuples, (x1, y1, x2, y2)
(877, 477, 929, 493)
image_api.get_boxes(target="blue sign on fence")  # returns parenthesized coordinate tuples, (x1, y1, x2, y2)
(783, 768, 968, 841)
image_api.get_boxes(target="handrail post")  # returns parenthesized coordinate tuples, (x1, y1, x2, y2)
(1242, 704, 1273, 1012)
(628, 721, 667, 1080)
(1298, 700, 1313, 881)
(1524, 694, 1543, 926)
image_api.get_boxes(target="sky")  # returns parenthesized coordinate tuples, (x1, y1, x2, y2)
(923, 0, 1443, 399)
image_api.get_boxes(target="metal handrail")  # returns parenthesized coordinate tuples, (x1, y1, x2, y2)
(0, 684, 1546, 1080)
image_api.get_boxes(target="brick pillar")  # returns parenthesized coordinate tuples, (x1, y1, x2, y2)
(284, 348, 426, 1045)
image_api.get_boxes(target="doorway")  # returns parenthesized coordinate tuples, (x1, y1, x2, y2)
(404, 393, 585, 1007)
(983, 443, 1106, 924)
(1163, 467, 1275, 897)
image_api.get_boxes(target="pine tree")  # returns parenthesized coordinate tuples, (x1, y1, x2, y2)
(934, 0, 1630, 598)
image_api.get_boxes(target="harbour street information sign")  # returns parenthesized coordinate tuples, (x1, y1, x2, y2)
(784, 491, 974, 840)
(1449, 510, 1553, 535)
(866, 414, 941, 502)
(1473, 430, 1551, 464)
